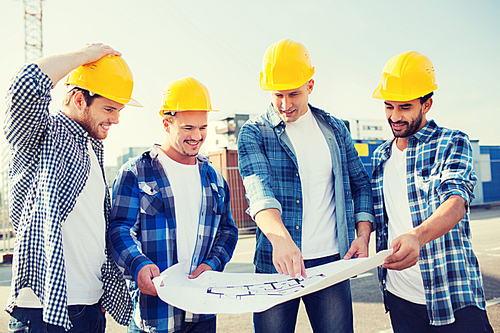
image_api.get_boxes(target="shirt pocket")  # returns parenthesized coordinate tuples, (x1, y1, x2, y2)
(416, 163, 442, 201)
(138, 181, 165, 216)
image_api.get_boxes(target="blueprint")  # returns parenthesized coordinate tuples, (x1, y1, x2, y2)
(153, 249, 392, 314)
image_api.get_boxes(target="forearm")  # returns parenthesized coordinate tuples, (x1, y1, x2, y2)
(254, 208, 292, 244)
(409, 195, 466, 248)
(35, 50, 89, 86)
(203, 221, 238, 271)
(108, 224, 153, 280)
(355, 221, 372, 242)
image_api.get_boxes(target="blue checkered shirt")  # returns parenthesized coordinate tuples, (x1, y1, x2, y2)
(238, 105, 374, 274)
(3, 64, 133, 330)
(109, 146, 238, 333)
(372, 120, 486, 326)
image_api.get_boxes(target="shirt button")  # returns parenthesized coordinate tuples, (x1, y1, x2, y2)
(296, 173, 299, 177)
(295, 226, 299, 230)
(83, 132, 88, 137)
(277, 130, 280, 134)
(296, 200, 300, 204)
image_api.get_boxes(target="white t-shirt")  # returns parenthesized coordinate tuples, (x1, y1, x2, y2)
(157, 149, 202, 274)
(18, 143, 106, 307)
(285, 108, 338, 259)
(383, 141, 426, 305)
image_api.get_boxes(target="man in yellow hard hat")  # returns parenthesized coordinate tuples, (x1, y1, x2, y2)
(238, 39, 374, 333)
(371, 51, 493, 332)
(3, 43, 140, 331)
(109, 77, 238, 333)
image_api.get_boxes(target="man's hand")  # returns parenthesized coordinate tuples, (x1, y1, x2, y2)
(137, 264, 160, 296)
(383, 232, 421, 270)
(344, 221, 371, 259)
(271, 236, 306, 278)
(76, 43, 122, 65)
(254, 209, 306, 278)
(188, 263, 213, 279)
(344, 236, 369, 259)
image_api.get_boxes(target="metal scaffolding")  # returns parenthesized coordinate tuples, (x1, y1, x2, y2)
(23, 0, 43, 62)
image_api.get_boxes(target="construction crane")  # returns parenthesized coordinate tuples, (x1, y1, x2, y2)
(23, 0, 43, 62)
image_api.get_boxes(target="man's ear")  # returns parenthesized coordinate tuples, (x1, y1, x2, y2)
(307, 79, 315, 94)
(422, 98, 433, 115)
(163, 118, 170, 132)
(72, 90, 85, 111)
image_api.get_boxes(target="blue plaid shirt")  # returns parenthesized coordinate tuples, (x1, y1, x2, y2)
(372, 120, 486, 326)
(3, 64, 133, 330)
(109, 145, 238, 333)
(238, 105, 374, 273)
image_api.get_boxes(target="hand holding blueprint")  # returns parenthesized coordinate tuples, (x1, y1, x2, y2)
(153, 249, 392, 314)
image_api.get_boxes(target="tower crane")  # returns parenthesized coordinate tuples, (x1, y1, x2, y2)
(23, 0, 43, 62)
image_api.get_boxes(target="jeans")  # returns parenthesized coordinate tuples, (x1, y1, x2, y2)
(386, 291, 493, 333)
(128, 316, 216, 333)
(8, 303, 105, 333)
(254, 254, 353, 333)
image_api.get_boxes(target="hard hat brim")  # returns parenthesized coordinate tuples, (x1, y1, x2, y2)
(372, 84, 438, 102)
(159, 109, 219, 117)
(127, 98, 143, 107)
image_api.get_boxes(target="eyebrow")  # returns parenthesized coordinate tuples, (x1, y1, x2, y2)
(384, 102, 412, 108)
(104, 105, 124, 111)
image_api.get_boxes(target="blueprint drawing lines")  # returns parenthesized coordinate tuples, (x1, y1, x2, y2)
(207, 274, 326, 299)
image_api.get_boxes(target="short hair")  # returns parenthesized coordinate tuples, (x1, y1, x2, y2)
(420, 92, 434, 104)
(63, 88, 100, 107)
(163, 111, 177, 124)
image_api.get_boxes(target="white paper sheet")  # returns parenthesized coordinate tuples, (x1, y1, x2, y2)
(153, 249, 392, 314)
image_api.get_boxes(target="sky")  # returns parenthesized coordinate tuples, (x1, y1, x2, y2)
(1, 0, 499, 166)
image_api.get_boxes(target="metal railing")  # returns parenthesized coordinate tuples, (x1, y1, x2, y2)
(0, 146, 14, 255)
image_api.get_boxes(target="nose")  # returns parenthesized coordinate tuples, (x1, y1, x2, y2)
(110, 110, 120, 125)
(191, 128, 203, 141)
(390, 108, 404, 122)
(281, 96, 293, 111)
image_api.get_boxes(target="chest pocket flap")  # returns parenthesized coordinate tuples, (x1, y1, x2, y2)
(138, 181, 164, 215)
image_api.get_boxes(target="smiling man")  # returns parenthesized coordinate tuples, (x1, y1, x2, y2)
(3, 44, 140, 332)
(109, 77, 238, 333)
(372, 51, 493, 332)
(237, 39, 374, 333)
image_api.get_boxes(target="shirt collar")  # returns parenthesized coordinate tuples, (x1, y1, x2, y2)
(55, 110, 103, 150)
(266, 104, 282, 127)
(265, 104, 314, 128)
(412, 119, 437, 143)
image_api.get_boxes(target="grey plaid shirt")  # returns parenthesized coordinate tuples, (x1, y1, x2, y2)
(3, 63, 132, 330)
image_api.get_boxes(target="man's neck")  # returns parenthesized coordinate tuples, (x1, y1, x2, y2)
(395, 137, 408, 151)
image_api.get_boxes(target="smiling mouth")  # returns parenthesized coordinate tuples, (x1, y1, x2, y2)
(101, 124, 111, 131)
(391, 122, 407, 130)
(185, 140, 201, 147)
(280, 109, 295, 115)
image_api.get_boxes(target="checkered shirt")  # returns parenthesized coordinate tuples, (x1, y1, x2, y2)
(109, 146, 238, 333)
(371, 120, 486, 325)
(237, 105, 374, 274)
(3, 64, 133, 330)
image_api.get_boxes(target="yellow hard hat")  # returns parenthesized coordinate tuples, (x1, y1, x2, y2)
(259, 39, 315, 91)
(373, 51, 438, 102)
(65, 55, 141, 107)
(159, 77, 218, 117)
